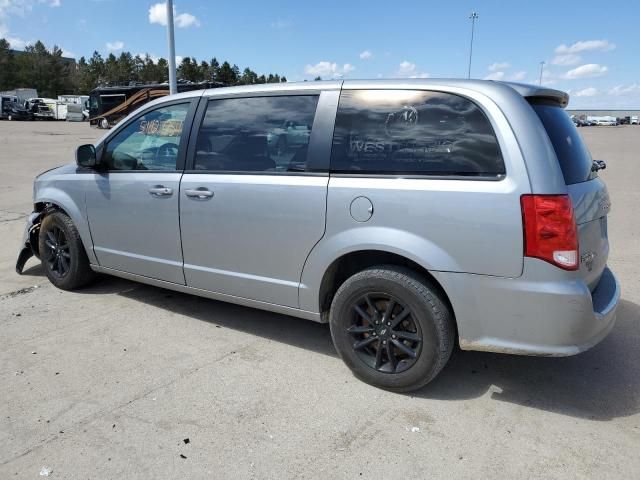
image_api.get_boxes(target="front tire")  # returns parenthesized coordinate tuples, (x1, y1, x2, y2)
(329, 266, 454, 392)
(38, 211, 95, 290)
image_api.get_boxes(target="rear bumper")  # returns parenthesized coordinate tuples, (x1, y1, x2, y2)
(434, 261, 620, 356)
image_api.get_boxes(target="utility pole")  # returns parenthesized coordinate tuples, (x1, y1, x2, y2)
(538, 61, 545, 86)
(467, 12, 479, 79)
(166, 0, 177, 95)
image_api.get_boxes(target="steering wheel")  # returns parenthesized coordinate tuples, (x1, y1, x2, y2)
(156, 142, 179, 161)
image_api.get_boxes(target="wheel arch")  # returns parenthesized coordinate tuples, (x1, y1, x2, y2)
(315, 249, 456, 331)
(34, 190, 97, 264)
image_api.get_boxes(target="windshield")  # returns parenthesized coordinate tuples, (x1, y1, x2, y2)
(532, 103, 594, 185)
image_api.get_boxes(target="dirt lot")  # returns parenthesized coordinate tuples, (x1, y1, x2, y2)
(1, 120, 639, 479)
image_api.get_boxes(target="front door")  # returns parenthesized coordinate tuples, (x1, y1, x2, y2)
(86, 100, 195, 284)
(179, 93, 334, 307)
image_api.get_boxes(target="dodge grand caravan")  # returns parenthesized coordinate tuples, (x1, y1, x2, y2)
(16, 80, 620, 392)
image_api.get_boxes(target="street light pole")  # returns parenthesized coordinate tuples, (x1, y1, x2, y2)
(539, 61, 545, 86)
(467, 12, 479, 79)
(166, 0, 177, 95)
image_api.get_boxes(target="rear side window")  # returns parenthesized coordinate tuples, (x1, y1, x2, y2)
(331, 90, 504, 177)
(194, 95, 318, 173)
(532, 104, 594, 185)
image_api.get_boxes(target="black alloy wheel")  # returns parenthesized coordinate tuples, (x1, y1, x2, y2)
(43, 225, 71, 278)
(329, 266, 455, 392)
(348, 293, 422, 374)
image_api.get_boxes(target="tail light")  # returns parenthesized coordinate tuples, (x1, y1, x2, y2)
(521, 194, 579, 270)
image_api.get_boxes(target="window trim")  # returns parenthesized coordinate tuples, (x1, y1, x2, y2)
(328, 89, 506, 180)
(184, 93, 328, 175)
(98, 97, 199, 173)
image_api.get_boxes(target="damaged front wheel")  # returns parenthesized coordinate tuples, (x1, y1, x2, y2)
(38, 211, 95, 290)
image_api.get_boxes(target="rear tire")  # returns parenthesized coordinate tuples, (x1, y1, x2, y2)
(329, 266, 454, 392)
(38, 211, 95, 290)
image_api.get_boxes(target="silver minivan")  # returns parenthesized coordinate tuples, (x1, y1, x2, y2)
(16, 80, 620, 391)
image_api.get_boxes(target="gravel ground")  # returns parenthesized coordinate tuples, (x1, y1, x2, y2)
(0, 120, 638, 479)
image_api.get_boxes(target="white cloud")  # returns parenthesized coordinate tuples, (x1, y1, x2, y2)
(148, 2, 168, 25)
(5, 34, 29, 49)
(488, 62, 510, 72)
(359, 50, 372, 60)
(137, 52, 161, 63)
(0, 0, 32, 19)
(563, 63, 608, 80)
(105, 40, 124, 51)
(555, 39, 615, 55)
(304, 61, 354, 78)
(148, 2, 199, 28)
(484, 71, 505, 80)
(608, 84, 640, 96)
(395, 60, 429, 78)
(61, 48, 75, 57)
(508, 70, 526, 81)
(396, 60, 416, 76)
(343, 63, 355, 74)
(175, 12, 198, 28)
(575, 87, 598, 97)
(551, 54, 581, 66)
(485, 64, 524, 82)
(44, 0, 60, 6)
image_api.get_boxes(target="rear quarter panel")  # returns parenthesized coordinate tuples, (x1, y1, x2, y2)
(299, 85, 532, 312)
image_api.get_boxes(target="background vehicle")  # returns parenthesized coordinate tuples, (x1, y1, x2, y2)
(88, 81, 221, 129)
(17, 80, 619, 392)
(631, 115, 639, 125)
(59, 95, 90, 121)
(1, 99, 33, 120)
(24, 98, 54, 120)
(587, 115, 617, 126)
(0, 95, 16, 119)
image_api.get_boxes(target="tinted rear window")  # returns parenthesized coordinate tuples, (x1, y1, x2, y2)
(331, 90, 504, 177)
(532, 104, 594, 184)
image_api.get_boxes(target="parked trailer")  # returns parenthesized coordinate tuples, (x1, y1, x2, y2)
(58, 95, 89, 121)
(88, 82, 222, 128)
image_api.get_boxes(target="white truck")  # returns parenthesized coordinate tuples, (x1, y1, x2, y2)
(631, 115, 639, 125)
(58, 95, 89, 121)
(26, 98, 68, 120)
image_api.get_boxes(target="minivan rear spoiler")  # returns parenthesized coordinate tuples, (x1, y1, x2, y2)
(500, 82, 569, 108)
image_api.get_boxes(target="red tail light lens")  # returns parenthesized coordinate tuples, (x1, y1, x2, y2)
(521, 194, 579, 270)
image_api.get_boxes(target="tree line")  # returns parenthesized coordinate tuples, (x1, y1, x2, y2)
(0, 38, 288, 98)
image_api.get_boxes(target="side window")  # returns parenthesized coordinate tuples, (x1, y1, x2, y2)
(194, 95, 318, 173)
(331, 90, 504, 177)
(103, 103, 189, 171)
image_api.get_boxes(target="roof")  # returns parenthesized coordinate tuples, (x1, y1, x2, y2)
(197, 78, 569, 106)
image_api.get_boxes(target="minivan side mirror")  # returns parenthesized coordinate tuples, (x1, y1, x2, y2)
(76, 144, 97, 168)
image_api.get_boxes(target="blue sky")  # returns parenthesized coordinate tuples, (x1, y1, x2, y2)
(1, 0, 638, 108)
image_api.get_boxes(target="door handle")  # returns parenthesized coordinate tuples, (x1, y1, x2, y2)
(148, 186, 173, 197)
(185, 188, 214, 199)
